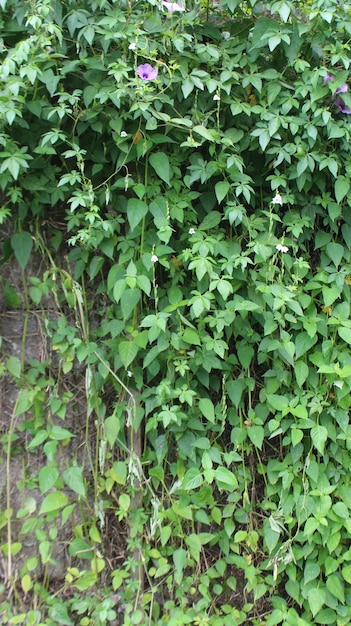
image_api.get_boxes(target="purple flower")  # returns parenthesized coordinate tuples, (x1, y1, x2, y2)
(334, 96, 351, 114)
(136, 63, 158, 81)
(162, 1, 185, 13)
(323, 71, 351, 114)
(336, 83, 348, 94)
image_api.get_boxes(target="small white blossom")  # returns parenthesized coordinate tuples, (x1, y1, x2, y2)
(151, 254, 159, 263)
(128, 42, 137, 50)
(188, 227, 195, 235)
(272, 192, 283, 206)
(127, 370, 132, 377)
(222, 31, 230, 40)
(120, 131, 128, 137)
(213, 94, 220, 101)
(276, 244, 289, 253)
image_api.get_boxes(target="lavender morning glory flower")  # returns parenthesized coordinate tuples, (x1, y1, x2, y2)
(336, 83, 348, 94)
(136, 63, 158, 81)
(323, 72, 351, 114)
(334, 96, 351, 114)
(162, 1, 185, 13)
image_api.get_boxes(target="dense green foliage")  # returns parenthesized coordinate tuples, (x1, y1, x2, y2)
(2, 0, 351, 623)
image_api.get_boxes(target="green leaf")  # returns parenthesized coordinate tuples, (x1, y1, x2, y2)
(149, 152, 170, 185)
(215, 180, 230, 203)
(295, 361, 309, 387)
(127, 198, 148, 231)
(226, 379, 245, 408)
(335, 177, 350, 204)
(183, 328, 201, 345)
(342, 565, 351, 584)
(304, 560, 320, 584)
(237, 344, 254, 369)
(4, 283, 21, 307)
(110, 461, 127, 485)
(199, 397, 215, 423)
(11, 232, 33, 271)
(322, 285, 341, 307)
(326, 574, 344, 603)
(49, 426, 75, 440)
(181, 468, 203, 491)
(199, 211, 222, 230)
(161, 525, 172, 546)
(311, 424, 328, 455)
(326, 242, 344, 268)
(39, 491, 68, 514)
(214, 466, 238, 490)
(48, 603, 73, 626)
(193, 125, 219, 142)
(173, 547, 187, 573)
(39, 466, 59, 494)
(307, 587, 326, 617)
(118, 340, 138, 368)
(62, 466, 86, 498)
(104, 414, 120, 447)
(295, 332, 317, 359)
(338, 326, 351, 345)
(28, 430, 48, 450)
(266, 394, 288, 412)
(68, 538, 94, 560)
(7, 355, 21, 378)
(247, 425, 264, 449)
(263, 518, 280, 553)
(120, 288, 141, 319)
